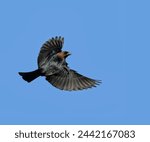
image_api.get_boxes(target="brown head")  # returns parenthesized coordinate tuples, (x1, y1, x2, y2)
(56, 51, 71, 59)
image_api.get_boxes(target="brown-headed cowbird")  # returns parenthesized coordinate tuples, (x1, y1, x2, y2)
(19, 36, 101, 91)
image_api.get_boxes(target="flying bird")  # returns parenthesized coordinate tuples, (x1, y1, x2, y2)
(19, 36, 101, 91)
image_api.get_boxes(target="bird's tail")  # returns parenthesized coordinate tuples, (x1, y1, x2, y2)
(18, 69, 41, 83)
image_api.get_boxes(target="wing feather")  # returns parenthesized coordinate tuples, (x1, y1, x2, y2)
(38, 36, 64, 68)
(46, 69, 100, 91)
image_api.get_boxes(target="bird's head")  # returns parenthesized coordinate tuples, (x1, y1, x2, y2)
(57, 51, 71, 59)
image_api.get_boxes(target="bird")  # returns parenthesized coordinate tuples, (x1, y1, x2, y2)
(18, 36, 101, 91)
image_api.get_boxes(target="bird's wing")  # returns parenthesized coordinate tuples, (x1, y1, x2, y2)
(46, 69, 101, 91)
(38, 36, 64, 66)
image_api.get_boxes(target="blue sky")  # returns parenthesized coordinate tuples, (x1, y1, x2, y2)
(0, 0, 150, 124)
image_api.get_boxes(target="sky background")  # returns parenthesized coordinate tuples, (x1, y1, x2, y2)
(0, 0, 150, 124)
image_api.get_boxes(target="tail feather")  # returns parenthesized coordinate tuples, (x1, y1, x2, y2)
(18, 69, 41, 82)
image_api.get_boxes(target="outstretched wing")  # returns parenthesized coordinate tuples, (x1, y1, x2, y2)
(38, 36, 64, 67)
(46, 69, 101, 91)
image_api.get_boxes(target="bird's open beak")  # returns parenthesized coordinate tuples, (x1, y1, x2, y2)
(67, 52, 71, 56)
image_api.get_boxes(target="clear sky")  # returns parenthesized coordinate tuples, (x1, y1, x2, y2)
(0, 0, 150, 124)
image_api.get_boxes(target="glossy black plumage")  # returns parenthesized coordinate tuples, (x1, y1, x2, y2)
(19, 36, 101, 91)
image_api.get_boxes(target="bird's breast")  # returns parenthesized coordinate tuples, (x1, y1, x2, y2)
(38, 56, 64, 76)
